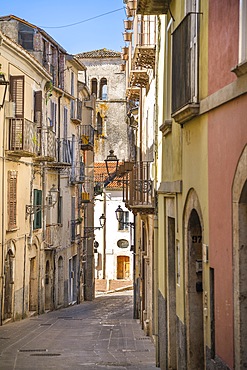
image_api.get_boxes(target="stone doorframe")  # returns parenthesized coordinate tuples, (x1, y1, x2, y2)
(183, 188, 204, 369)
(232, 145, 247, 370)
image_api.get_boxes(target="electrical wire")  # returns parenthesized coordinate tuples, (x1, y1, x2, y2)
(39, 7, 124, 29)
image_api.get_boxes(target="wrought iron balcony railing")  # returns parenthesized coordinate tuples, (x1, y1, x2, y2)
(70, 160, 85, 184)
(71, 98, 82, 123)
(8, 118, 38, 156)
(123, 161, 155, 214)
(47, 138, 73, 168)
(35, 127, 56, 161)
(80, 125, 95, 151)
(71, 219, 81, 242)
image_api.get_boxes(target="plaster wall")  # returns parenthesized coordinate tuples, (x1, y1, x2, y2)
(208, 0, 238, 95)
(208, 94, 247, 368)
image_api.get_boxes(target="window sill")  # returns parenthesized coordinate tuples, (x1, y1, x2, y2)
(172, 103, 200, 125)
(7, 227, 18, 232)
(159, 119, 172, 136)
(231, 60, 247, 77)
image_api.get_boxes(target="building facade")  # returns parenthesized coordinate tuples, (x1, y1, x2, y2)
(121, 0, 247, 369)
(77, 49, 134, 291)
(0, 15, 96, 323)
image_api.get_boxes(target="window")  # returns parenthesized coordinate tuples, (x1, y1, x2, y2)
(71, 71, 75, 96)
(96, 112, 103, 135)
(118, 211, 129, 231)
(34, 90, 42, 126)
(18, 23, 34, 50)
(172, 10, 199, 120)
(33, 189, 42, 229)
(99, 78, 107, 100)
(64, 107, 68, 139)
(91, 78, 97, 97)
(8, 171, 17, 230)
(239, 0, 247, 63)
(10, 75, 24, 118)
(50, 101, 57, 132)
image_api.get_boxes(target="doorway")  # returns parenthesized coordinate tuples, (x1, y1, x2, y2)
(186, 208, 204, 369)
(29, 256, 38, 311)
(4, 249, 15, 320)
(117, 256, 130, 279)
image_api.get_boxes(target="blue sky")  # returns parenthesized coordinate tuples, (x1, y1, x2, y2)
(0, 0, 126, 54)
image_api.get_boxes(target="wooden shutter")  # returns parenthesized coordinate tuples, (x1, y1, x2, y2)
(33, 189, 42, 229)
(34, 90, 42, 126)
(8, 171, 17, 230)
(10, 76, 24, 118)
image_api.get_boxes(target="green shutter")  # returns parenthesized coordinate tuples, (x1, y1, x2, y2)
(33, 189, 42, 229)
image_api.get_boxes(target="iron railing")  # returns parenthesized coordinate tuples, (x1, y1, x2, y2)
(9, 118, 38, 155)
(80, 125, 94, 150)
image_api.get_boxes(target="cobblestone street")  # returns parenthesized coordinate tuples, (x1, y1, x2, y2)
(0, 291, 160, 370)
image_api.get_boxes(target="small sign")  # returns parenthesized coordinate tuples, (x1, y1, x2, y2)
(117, 239, 129, 249)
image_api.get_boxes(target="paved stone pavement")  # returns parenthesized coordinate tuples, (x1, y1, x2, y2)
(0, 291, 160, 370)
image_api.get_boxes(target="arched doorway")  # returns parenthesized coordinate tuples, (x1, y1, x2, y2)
(184, 190, 204, 370)
(45, 260, 52, 310)
(29, 244, 38, 312)
(29, 256, 38, 311)
(233, 145, 247, 369)
(117, 256, 130, 279)
(4, 247, 15, 320)
(58, 256, 64, 306)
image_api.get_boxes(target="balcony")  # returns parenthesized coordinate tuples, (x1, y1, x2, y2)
(71, 98, 82, 124)
(8, 118, 38, 157)
(47, 138, 73, 168)
(80, 125, 94, 151)
(71, 219, 81, 242)
(70, 161, 85, 184)
(81, 178, 94, 204)
(129, 69, 149, 88)
(126, 86, 140, 101)
(35, 127, 56, 162)
(45, 224, 62, 248)
(137, 0, 169, 15)
(123, 161, 155, 214)
(133, 19, 156, 69)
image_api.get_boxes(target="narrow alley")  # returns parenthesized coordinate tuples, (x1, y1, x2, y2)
(0, 291, 159, 370)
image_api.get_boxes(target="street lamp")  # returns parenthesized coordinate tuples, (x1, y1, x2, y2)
(83, 213, 106, 237)
(25, 184, 59, 217)
(115, 205, 134, 228)
(0, 74, 9, 109)
(104, 150, 119, 177)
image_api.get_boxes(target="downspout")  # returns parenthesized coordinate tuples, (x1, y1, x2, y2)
(153, 15, 161, 366)
(0, 104, 6, 325)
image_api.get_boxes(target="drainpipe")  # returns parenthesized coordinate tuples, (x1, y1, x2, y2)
(102, 190, 106, 280)
(0, 104, 6, 325)
(152, 15, 161, 366)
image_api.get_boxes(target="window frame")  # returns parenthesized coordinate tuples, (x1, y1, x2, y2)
(118, 211, 129, 231)
(33, 189, 42, 230)
(7, 171, 18, 231)
(239, 0, 247, 63)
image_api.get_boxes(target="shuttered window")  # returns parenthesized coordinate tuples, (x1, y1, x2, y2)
(50, 101, 57, 132)
(34, 90, 42, 126)
(8, 171, 18, 230)
(10, 76, 24, 118)
(33, 189, 42, 229)
(172, 12, 199, 114)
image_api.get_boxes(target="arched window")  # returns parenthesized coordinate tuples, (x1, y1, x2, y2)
(100, 78, 107, 100)
(97, 112, 103, 135)
(91, 78, 97, 97)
